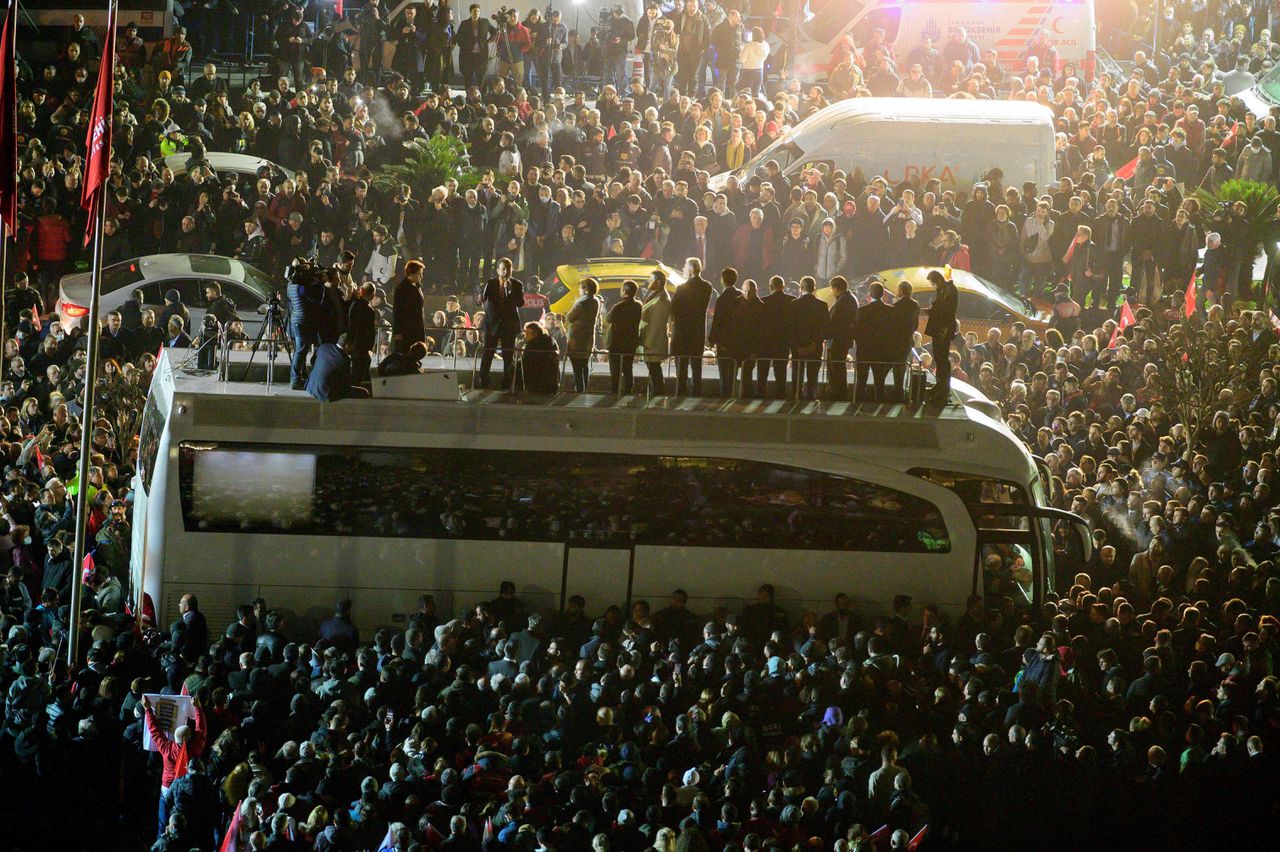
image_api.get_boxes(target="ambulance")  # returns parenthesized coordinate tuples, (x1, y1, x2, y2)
(791, 0, 1098, 81)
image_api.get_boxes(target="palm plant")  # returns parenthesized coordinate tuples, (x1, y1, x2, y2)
(1192, 178, 1280, 252)
(371, 135, 482, 199)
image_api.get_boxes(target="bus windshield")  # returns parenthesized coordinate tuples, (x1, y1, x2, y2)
(802, 0, 869, 45)
(737, 139, 805, 180)
(1256, 63, 1280, 106)
(966, 271, 1039, 318)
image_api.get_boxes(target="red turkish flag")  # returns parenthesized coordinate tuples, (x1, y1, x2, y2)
(1184, 270, 1197, 318)
(0, 0, 17, 236)
(81, 1, 118, 242)
(1108, 299, 1136, 348)
(1114, 154, 1139, 181)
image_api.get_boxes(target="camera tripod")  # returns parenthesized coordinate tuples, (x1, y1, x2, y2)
(241, 296, 292, 392)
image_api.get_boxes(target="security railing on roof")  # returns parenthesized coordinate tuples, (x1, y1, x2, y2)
(465, 345, 932, 405)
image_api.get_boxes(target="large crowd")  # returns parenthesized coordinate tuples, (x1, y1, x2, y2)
(4, 0, 1280, 849)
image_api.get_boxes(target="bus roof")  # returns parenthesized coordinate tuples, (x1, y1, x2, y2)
(157, 355, 1031, 481)
(795, 97, 1055, 130)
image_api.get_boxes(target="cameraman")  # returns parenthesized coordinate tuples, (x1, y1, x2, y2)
(604, 4, 635, 91)
(494, 8, 531, 87)
(287, 259, 326, 390)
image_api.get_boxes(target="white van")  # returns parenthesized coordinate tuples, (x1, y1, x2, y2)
(792, 0, 1097, 82)
(708, 98, 1055, 193)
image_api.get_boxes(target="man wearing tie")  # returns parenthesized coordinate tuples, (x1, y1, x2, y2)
(479, 258, 525, 390)
(692, 215, 710, 269)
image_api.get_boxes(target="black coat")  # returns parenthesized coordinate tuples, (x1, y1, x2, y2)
(605, 296, 642, 352)
(348, 299, 376, 353)
(519, 334, 560, 394)
(708, 286, 746, 357)
(925, 280, 958, 339)
(827, 292, 859, 348)
(788, 293, 829, 357)
(855, 298, 895, 362)
(758, 291, 795, 358)
(482, 276, 525, 339)
(392, 277, 426, 347)
(670, 275, 713, 356)
(889, 296, 921, 360)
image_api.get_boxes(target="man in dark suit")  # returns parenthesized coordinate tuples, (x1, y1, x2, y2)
(347, 283, 377, 389)
(889, 280, 921, 402)
(757, 276, 795, 399)
(789, 276, 829, 400)
(671, 257, 714, 395)
(925, 269, 959, 404)
(825, 275, 858, 400)
(707, 267, 744, 397)
(306, 334, 371, 402)
(392, 260, 426, 354)
(479, 257, 525, 389)
(818, 593, 859, 646)
(604, 280, 642, 393)
(854, 279, 895, 402)
(170, 594, 209, 663)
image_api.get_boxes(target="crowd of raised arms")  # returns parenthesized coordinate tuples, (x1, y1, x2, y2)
(3, 0, 1280, 849)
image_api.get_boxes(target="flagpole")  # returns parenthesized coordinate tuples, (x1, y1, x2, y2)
(67, 186, 108, 668)
(67, 0, 117, 669)
(0, 231, 8, 350)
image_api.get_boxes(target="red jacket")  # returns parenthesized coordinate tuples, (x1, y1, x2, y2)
(146, 703, 206, 788)
(945, 243, 972, 272)
(266, 192, 308, 231)
(730, 222, 776, 273)
(33, 213, 72, 263)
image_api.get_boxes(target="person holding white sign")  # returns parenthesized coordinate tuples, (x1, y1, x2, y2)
(142, 693, 206, 840)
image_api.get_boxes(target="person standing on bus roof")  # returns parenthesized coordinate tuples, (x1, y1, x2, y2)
(392, 260, 427, 356)
(888, 281, 920, 403)
(707, 267, 744, 398)
(824, 276, 857, 401)
(479, 258, 526, 391)
(924, 269, 958, 405)
(671, 258, 714, 396)
(565, 277, 602, 393)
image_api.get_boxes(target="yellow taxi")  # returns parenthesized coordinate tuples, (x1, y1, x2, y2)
(546, 258, 686, 315)
(817, 266, 1053, 338)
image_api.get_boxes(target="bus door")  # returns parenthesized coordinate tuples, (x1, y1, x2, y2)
(562, 536, 634, 615)
(974, 506, 1094, 617)
(975, 527, 1039, 621)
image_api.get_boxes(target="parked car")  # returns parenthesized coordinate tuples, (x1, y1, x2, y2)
(56, 254, 276, 340)
(163, 152, 295, 183)
(817, 266, 1053, 338)
(545, 258, 686, 315)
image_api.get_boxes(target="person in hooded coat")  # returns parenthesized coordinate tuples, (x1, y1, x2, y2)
(959, 183, 996, 276)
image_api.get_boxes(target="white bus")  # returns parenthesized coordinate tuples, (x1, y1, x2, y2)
(130, 352, 1089, 635)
